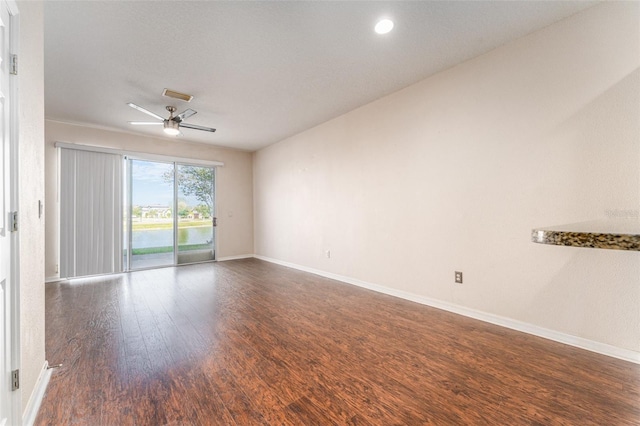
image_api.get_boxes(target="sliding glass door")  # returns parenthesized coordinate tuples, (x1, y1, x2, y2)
(126, 159, 215, 270)
(129, 159, 176, 269)
(176, 164, 215, 264)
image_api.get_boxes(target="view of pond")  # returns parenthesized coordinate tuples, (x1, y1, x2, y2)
(132, 226, 213, 248)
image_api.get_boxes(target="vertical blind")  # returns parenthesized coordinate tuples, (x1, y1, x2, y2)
(60, 148, 123, 278)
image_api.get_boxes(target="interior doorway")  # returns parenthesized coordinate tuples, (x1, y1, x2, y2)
(125, 158, 216, 270)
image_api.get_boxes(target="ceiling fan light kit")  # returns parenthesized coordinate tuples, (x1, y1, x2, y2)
(163, 119, 180, 136)
(127, 102, 216, 136)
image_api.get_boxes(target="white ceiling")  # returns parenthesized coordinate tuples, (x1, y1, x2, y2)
(44, 1, 597, 151)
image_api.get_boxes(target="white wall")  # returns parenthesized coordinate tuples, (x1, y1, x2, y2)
(254, 2, 640, 356)
(45, 121, 254, 281)
(17, 0, 46, 415)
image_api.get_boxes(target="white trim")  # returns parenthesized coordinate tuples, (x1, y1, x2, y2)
(217, 254, 254, 261)
(54, 141, 224, 167)
(253, 255, 640, 365)
(7, 2, 20, 424)
(45, 276, 62, 284)
(22, 361, 51, 426)
(4, 0, 16, 16)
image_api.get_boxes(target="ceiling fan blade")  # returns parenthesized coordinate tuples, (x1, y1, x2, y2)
(175, 109, 197, 122)
(180, 122, 216, 133)
(128, 121, 163, 125)
(127, 103, 165, 121)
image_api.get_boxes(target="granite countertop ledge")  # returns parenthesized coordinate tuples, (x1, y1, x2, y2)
(531, 219, 640, 251)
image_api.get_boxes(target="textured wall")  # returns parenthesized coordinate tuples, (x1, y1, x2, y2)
(17, 0, 46, 415)
(44, 121, 254, 281)
(254, 2, 640, 354)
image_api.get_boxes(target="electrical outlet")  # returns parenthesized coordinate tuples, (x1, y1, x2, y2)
(326, 250, 331, 258)
(455, 271, 463, 284)
(55, 264, 59, 274)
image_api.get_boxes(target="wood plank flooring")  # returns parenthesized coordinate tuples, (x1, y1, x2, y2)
(36, 259, 639, 425)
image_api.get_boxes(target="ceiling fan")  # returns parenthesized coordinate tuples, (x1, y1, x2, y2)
(127, 103, 216, 136)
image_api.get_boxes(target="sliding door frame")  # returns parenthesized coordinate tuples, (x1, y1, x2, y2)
(124, 156, 217, 271)
(175, 161, 217, 264)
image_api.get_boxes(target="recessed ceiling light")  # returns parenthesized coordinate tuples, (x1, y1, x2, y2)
(375, 19, 394, 35)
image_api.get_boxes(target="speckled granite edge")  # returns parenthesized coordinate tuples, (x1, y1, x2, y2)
(531, 229, 640, 251)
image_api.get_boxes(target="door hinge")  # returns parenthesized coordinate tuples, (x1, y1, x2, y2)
(212, 217, 217, 227)
(10, 211, 17, 232)
(11, 369, 19, 391)
(10, 54, 17, 75)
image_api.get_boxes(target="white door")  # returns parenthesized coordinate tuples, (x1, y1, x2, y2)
(0, 1, 17, 424)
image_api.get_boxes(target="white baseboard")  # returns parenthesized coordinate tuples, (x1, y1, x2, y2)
(45, 275, 62, 283)
(253, 255, 640, 365)
(217, 254, 254, 262)
(22, 361, 52, 426)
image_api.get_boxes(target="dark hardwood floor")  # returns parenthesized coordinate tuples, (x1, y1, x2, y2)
(36, 259, 639, 425)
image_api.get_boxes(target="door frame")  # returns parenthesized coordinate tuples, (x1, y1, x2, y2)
(5, 0, 20, 423)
